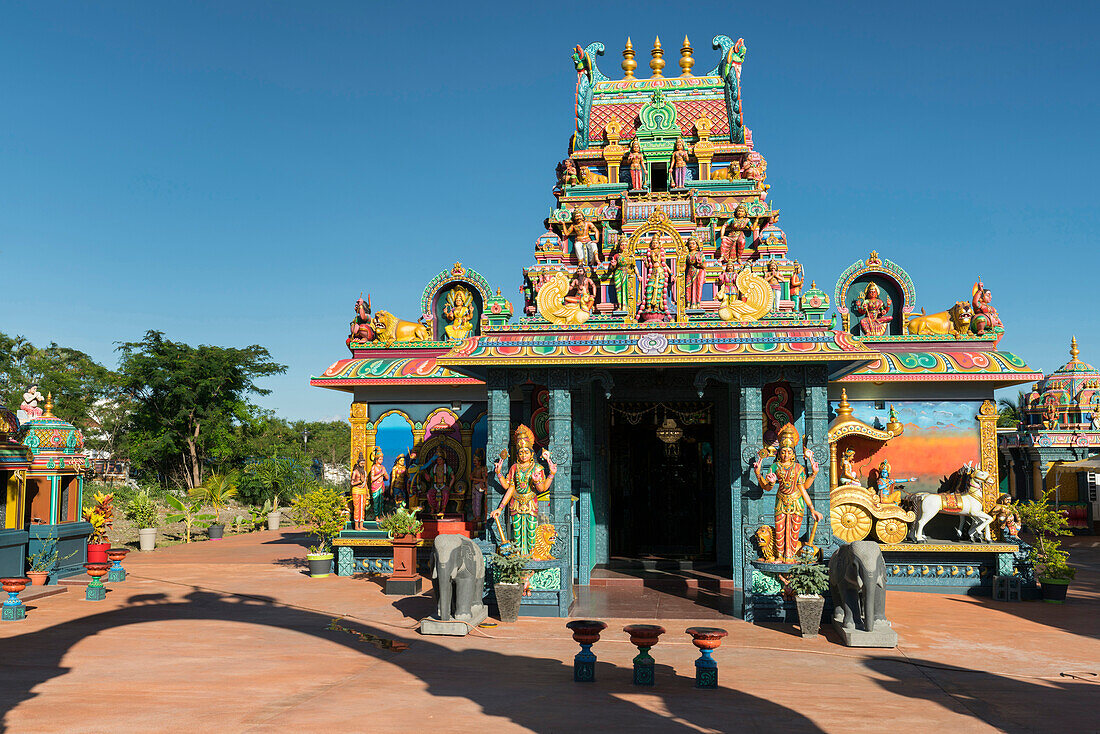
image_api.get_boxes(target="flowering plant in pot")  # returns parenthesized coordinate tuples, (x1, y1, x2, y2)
(291, 484, 347, 578)
(82, 491, 114, 563)
(491, 551, 530, 623)
(1015, 488, 1076, 603)
(378, 506, 423, 582)
(124, 489, 160, 551)
(25, 528, 78, 585)
(786, 551, 829, 638)
(188, 472, 238, 540)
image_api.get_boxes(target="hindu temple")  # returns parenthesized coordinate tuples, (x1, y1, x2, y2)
(312, 34, 1046, 620)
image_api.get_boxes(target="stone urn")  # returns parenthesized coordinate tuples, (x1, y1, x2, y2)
(685, 627, 729, 688)
(623, 624, 666, 686)
(106, 548, 130, 582)
(1, 578, 29, 621)
(565, 620, 607, 682)
(83, 563, 111, 602)
(1, 577, 28, 595)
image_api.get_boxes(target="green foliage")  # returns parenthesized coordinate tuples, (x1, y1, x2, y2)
(124, 489, 160, 529)
(239, 455, 312, 507)
(116, 330, 286, 490)
(377, 506, 422, 539)
(491, 552, 530, 585)
(26, 528, 78, 573)
(1015, 488, 1076, 581)
(997, 390, 1027, 428)
(81, 491, 114, 544)
(786, 555, 829, 596)
(164, 494, 216, 543)
(188, 471, 239, 520)
(291, 484, 347, 554)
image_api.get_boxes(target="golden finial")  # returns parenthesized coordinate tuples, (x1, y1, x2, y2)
(650, 36, 665, 78)
(44, 392, 54, 418)
(679, 35, 694, 76)
(810, 280, 817, 289)
(1071, 336, 1079, 361)
(837, 389, 853, 419)
(622, 37, 637, 79)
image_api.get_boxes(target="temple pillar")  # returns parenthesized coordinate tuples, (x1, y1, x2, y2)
(349, 402, 368, 470)
(802, 368, 834, 549)
(486, 369, 511, 527)
(1007, 459, 1017, 498)
(1032, 460, 1043, 502)
(547, 369, 573, 616)
(737, 368, 764, 620)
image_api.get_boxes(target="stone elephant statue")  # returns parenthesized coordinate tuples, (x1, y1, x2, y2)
(430, 534, 486, 622)
(828, 540, 890, 633)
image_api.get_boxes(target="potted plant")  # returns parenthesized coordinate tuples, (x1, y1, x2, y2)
(291, 484, 347, 578)
(245, 456, 310, 530)
(787, 552, 829, 638)
(1015, 488, 1077, 603)
(124, 489, 160, 551)
(189, 472, 238, 540)
(25, 529, 77, 585)
(491, 551, 530, 623)
(82, 491, 114, 563)
(164, 495, 216, 543)
(378, 506, 423, 583)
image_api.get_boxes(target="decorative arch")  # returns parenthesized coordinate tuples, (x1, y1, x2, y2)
(420, 262, 494, 340)
(834, 251, 917, 335)
(424, 408, 460, 441)
(624, 209, 688, 318)
(367, 409, 415, 432)
(374, 413, 415, 473)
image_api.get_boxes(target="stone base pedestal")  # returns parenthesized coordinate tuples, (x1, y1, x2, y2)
(108, 568, 126, 583)
(385, 575, 422, 596)
(833, 620, 898, 648)
(2, 604, 25, 621)
(85, 585, 106, 602)
(419, 608, 488, 637)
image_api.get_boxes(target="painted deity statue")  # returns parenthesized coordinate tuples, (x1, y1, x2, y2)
(685, 236, 706, 309)
(443, 286, 475, 340)
(425, 453, 454, 516)
(970, 278, 1003, 336)
(839, 447, 862, 487)
(562, 210, 601, 268)
(368, 448, 389, 520)
(389, 455, 408, 507)
(469, 449, 488, 524)
(990, 495, 1020, 540)
(788, 263, 805, 298)
(565, 266, 598, 310)
(350, 452, 368, 530)
(491, 424, 557, 555)
(716, 258, 739, 303)
(719, 204, 751, 262)
(853, 282, 892, 337)
(607, 242, 636, 310)
(641, 233, 671, 315)
(19, 384, 44, 421)
(349, 296, 375, 342)
(754, 424, 822, 562)
(670, 138, 690, 189)
(873, 459, 912, 505)
(627, 139, 646, 190)
(557, 158, 579, 187)
(764, 261, 784, 311)
(405, 449, 420, 510)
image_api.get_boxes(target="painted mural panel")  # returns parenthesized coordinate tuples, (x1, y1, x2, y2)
(844, 400, 982, 494)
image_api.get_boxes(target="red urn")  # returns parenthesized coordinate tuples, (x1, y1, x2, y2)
(686, 626, 729, 651)
(84, 563, 110, 579)
(566, 619, 607, 646)
(623, 624, 666, 648)
(106, 548, 130, 562)
(1, 578, 29, 595)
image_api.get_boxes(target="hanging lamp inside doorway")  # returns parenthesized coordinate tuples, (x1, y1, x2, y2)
(655, 407, 683, 458)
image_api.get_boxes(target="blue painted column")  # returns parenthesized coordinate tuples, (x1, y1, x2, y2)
(49, 477, 59, 525)
(803, 367, 835, 551)
(737, 367, 763, 621)
(547, 369, 573, 616)
(486, 368, 511, 536)
(572, 379, 592, 585)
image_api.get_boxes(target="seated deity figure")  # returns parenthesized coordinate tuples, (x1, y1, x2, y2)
(853, 282, 892, 336)
(684, 237, 706, 308)
(564, 266, 597, 309)
(718, 204, 751, 262)
(562, 210, 601, 267)
(754, 424, 823, 562)
(839, 447, 862, 487)
(491, 425, 557, 555)
(670, 138, 690, 189)
(425, 453, 455, 516)
(443, 286, 475, 340)
(873, 459, 913, 505)
(970, 278, 1003, 335)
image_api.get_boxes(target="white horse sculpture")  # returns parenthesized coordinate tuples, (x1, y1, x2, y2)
(908, 463, 995, 543)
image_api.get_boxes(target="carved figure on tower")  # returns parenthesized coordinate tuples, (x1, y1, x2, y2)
(765, 261, 784, 311)
(443, 285, 475, 340)
(788, 263, 805, 298)
(561, 210, 601, 267)
(754, 424, 823, 563)
(627, 139, 646, 190)
(536, 271, 594, 325)
(670, 137, 689, 189)
(853, 282, 892, 337)
(556, 158, 579, 187)
(709, 160, 740, 180)
(491, 425, 557, 555)
(349, 296, 375, 342)
(719, 204, 751, 261)
(640, 233, 671, 319)
(578, 166, 609, 184)
(607, 241, 636, 310)
(685, 236, 706, 308)
(970, 278, 1003, 336)
(716, 260, 771, 322)
(565, 266, 598, 309)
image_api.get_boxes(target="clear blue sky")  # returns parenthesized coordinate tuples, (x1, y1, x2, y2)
(2, 2, 1096, 420)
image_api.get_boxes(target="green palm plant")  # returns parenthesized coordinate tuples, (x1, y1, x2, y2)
(997, 390, 1028, 428)
(165, 495, 215, 543)
(188, 471, 239, 526)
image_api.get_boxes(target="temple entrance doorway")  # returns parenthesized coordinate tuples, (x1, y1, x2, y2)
(607, 402, 716, 561)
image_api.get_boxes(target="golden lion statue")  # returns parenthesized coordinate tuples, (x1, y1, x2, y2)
(752, 525, 776, 561)
(373, 310, 430, 343)
(530, 523, 558, 561)
(578, 166, 609, 185)
(906, 301, 973, 336)
(709, 161, 741, 180)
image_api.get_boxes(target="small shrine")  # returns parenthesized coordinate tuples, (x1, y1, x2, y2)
(312, 33, 1044, 620)
(0, 402, 32, 578)
(999, 337, 1100, 533)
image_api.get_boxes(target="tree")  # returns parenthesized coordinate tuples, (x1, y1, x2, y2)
(997, 390, 1028, 428)
(116, 331, 286, 490)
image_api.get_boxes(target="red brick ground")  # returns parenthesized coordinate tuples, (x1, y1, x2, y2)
(1, 531, 1096, 733)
